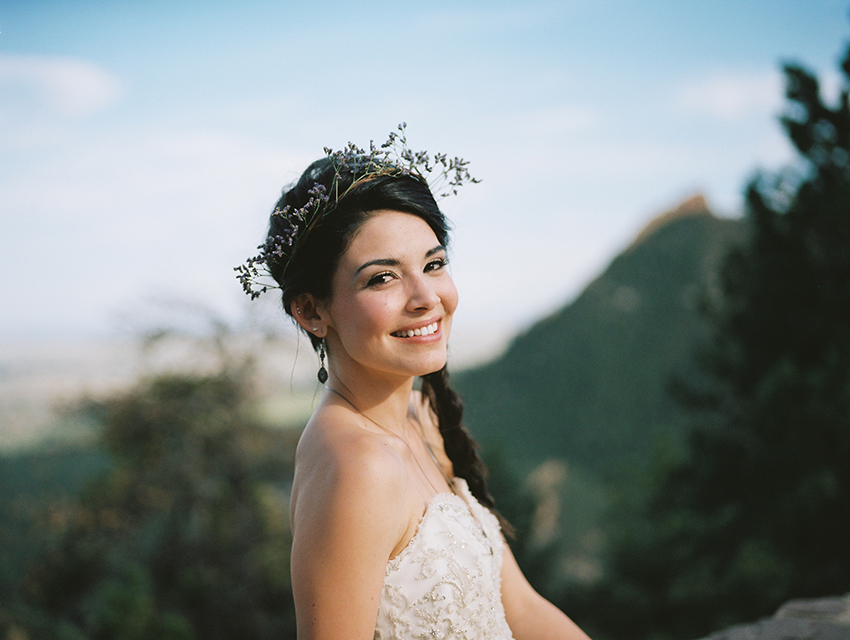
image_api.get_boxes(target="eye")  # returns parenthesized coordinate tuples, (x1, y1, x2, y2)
(425, 257, 449, 272)
(366, 271, 396, 287)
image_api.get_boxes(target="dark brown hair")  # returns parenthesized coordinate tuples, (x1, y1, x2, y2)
(266, 157, 505, 524)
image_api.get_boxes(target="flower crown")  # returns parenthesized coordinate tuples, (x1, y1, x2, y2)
(235, 123, 480, 300)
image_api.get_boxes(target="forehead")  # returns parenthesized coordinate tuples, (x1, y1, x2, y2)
(343, 210, 440, 260)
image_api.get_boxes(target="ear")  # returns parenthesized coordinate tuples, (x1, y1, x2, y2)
(290, 293, 328, 339)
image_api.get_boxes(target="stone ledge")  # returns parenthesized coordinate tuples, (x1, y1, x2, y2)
(705, 595, 850, 640)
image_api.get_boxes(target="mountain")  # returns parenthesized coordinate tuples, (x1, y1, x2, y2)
(455, 195, 744, 481)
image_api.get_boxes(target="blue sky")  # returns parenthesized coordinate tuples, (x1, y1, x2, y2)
(2, 0, 849, 363)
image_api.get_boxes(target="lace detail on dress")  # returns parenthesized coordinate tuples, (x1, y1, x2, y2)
(373, 478, 514, 640)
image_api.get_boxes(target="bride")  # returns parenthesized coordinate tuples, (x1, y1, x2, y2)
(237, 128, 590, 639)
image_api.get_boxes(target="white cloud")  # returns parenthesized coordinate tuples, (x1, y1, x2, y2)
(674, 69, 783, 121)
(0, 54, 122, 117)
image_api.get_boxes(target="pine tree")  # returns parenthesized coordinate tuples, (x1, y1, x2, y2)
(585, 35, 850, 640)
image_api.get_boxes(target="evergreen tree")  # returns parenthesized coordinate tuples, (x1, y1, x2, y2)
(7, 336, 298, 640)
(585, 34, 850, 640)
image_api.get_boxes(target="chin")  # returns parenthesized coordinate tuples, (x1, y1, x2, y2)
(389, 353, 445, 379)
(381, 338, 451, 378)
(416, 355, 449, 377)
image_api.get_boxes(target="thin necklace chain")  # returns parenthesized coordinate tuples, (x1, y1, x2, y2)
(324, 385, 492, 549)
(324, 386, 455, 497)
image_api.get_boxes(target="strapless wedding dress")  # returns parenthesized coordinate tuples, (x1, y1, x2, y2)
(373, 478, 515, 639)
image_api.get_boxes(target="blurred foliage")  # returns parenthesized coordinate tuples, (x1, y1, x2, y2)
(0, 324, 562, 640)
(1, 332, 299, 640)
(578, 34, 850, 640)
(485, 450, 608, 607)
(0, 449, 111, 604)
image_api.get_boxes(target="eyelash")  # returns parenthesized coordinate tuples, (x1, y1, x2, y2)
(365, 257, 448, 287)
(426, 257, 449, 272)
(366, 272, 395, 287)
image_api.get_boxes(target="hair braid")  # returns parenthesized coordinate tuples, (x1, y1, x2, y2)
(421, 366, 513, 536)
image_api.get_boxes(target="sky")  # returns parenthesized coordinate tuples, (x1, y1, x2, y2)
(2, 0, 849, 365)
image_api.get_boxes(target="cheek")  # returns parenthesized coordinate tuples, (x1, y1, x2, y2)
(346, 297, 397, 336)
(442, 278, 459, 315)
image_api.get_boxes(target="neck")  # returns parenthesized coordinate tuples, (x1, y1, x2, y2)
(324, 369, 416, 435)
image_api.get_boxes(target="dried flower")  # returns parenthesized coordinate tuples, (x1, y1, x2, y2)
(234, 123, 480, 299)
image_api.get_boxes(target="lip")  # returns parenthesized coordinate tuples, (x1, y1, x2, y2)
(391, 318, 442, 339)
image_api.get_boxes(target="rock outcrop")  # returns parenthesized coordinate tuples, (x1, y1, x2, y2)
(705, 594, 850, 640)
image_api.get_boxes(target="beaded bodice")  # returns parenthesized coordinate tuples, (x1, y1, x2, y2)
(373, 478, 514, 639)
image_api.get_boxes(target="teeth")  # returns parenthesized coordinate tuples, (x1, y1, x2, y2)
(395, 322, 438, 338)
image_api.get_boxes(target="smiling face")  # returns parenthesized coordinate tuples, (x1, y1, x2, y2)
(318, 209, 458, 383)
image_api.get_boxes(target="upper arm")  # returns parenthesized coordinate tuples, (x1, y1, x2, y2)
(290, 432, 409, 640)
(501, 543, 591, 640)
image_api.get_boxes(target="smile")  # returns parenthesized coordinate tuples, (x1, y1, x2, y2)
(391, 321, 439, 338)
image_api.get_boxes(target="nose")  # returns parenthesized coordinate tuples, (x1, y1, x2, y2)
(406, 274, 440, 311)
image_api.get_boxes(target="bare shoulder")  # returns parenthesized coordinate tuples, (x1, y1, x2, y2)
(289, 407, 418, 638)
(291, 404, 410, 538)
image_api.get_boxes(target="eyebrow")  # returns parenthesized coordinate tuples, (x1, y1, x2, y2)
(354, 245, 446, 275)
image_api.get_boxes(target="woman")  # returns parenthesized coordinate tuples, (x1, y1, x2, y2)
(237, 129, 590, 639)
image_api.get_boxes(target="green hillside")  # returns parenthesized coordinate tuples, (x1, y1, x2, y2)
(456, 196, 744, 482)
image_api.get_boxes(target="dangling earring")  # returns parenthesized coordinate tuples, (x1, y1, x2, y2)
(317, 339, 328, 384)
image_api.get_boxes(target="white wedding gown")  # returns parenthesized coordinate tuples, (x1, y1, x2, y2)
(373, 478, 515, 639)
